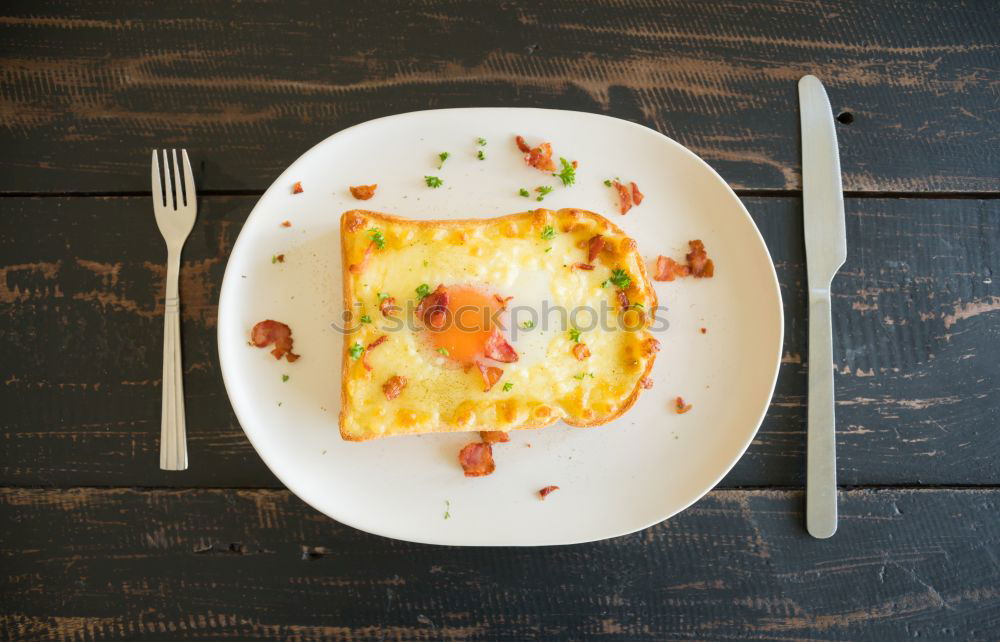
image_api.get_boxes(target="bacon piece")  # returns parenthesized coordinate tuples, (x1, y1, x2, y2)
(700, 327, 707, 334)
(361, 334, 388, 372)
(483, 328, 519, 363)
(493, 294, 514, 310)
(571, 160, 579, 169)
(616, 288, 630, 309)
(526, 142, 557, 171)
(686, 240, 715, 278)
(612, 180, 633, 215)
(281, 220, 291, 228)
(382, 375, 407, 401)
(476, 361, 505, 392)
(515, 135, 532, 153)
(538, 485, 560, 499)
(458, 442, 495, 477)
(348, 241, 375, 274)
(349, 184, 377, 200)
(480, 430, 510, 444)
(250, 320, 300, 362)
(631, 181, 644, 205)
(572, 262, 595, 271)
(587, 235, 605, 263)
(572, 343, 591, 361)
(675, 396, 693, 414)
(415, 284, 450, 329)
(639, 377, 654, 389)
(379, 296, 397, 318)
(654, 255, 691, 281)
(642, 337, 661, 357)
(292, 181, 303, 194)
(275, 254, 285, 263)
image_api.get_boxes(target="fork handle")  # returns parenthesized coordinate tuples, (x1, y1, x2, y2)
(160, 251, 188, 470)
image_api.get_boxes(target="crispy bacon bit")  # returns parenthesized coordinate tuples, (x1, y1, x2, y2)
(493, 294, 514, 310)
(572, 262, 595, 271)
(639, 377, 654, 389)
(572, 343, 591, 361)
(476, 361, 505, 392)
(281, 220, 291, 227)
(348, 241, 375, 274)
(275, 254, 285, 263)
(571, 160, 579, 169)
(675, 396, 693, 414)
(480, 430, 510, 444)
(515, 135, 532, 153)
(360, 334, 388, 371)
(613, 180, 633, 215)
(483, 329, 519, 363)
(516, 135, 557, 171)
(686, 240, 715, 278)
(415, 284, 449, 329)
(458, 442, 495, 477)
(292, 181, 303, 194)
(631, 181, 644, 205)
(587, 235, 605, 263)
(349, 184, 377, 200)
(642, 337, 661, 357)
(654, 255, 691, 281)
(616, 288, 630, 309)
(379, 296, 397, 318)
(538, 485, 560, 499)
(700, 327, 707, 334)
(250, 320, 300, 362)
(382, 375, 407, 401)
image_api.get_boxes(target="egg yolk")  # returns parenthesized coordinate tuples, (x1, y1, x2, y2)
(428, 286, 503, 365)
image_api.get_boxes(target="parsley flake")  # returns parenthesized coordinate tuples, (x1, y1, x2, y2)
(535, 185, 553, 201)
(437, 347, 450, 356)
(569, 327, 581, 343)
(425, 175, 443, 188)
(519, 188, 530, 197)
(540, 225, 556, 240)
(349, 342, 364, 360)
(423, 259, 429, 267)
(360, 314, 372, 324)
(574, 372, 594, 380)
(477, 137, 487, 146)
(554, 157, 576, 186)
(502, 382, 514, 392)
(438, 152, 450, 169)
(603, 179, 612, 187)
(520, 320, 535, 330)
(416, 283, 431, 300)
(377, 292, 390, 302)
(477, 149, 486, 160)
(281, 374, 289, 382)
(271, 254, 278, 264)
(444, 500, 451, 520)
(631, 302, 644, 310)
(609, 268, 632, 289)
(367, 228, 386, 249)
(545, 247, 552, 252)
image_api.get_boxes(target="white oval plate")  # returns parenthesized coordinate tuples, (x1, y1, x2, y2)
(218, 108, 782, 546)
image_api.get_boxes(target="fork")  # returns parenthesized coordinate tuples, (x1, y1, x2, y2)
(151, 149, 197, 470)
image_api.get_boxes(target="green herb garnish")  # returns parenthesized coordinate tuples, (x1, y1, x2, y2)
(603, 179, 612, 187)
(569, 327, 581, 343)
(502, 382, 514, 392)
(554, 157, 576, 186)
(438, 152, 449, 169)
(281, 374, 289, 382)
(444, 500, 451, 520)
(416, 283, 431, 300)
(425, 175, 443, 188)
(477, 149, 486, 160)
(477, 137, 487, 146)
(367, 228, 386, 249)
(540, 225, 556, 240)
(349, 342, 364, 360)
(360, 314, 372, 324)
(545, 247, 552, 252)
(437, 347, 449, 356)
(631, 302, 644, 310)
(377, 292, 390, 302)
(521, 320, 535, 329)
(271, 255, 278, 264)
(609, 268, 632, 289)
(535, 185, 553, 201)
(519, 188, 530, 197)
(573, 372, 594, 380)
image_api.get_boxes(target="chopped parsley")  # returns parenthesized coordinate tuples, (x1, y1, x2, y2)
(631, 302, 644, 310)
(502, 382, 514, 392)
(520, 320, 535, 329)
(477, 137, 487, 146)
(573, 372, 594, 380)
(545, 247, 552, 252)
(367, 228, 386, 249)
(609, 268, 632, 289)
(349, 342, 364, 360)
(540, 225, 556, 240)
(535, 185, 553, 201)
(377, 292, 390, 302)
(437, 347, 450, 356)
(569, 327, 581, 343)
(519, 188, 530, 197)
(438, 152, 450, 169)
(444, 500, 451, 520)
(416, 283, 431, 300)
(423, 259, 429, 267)
(360, 314, 372, 324)
(477, 149, 486, 160)
(271, 254, 278, 264)
(281, 374, 289, 382)
(603, 179, 612, 187)
(553, 157, 576, 186)
(425, 175, 443, 188)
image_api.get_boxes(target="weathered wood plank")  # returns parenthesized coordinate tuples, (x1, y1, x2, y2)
(0, 196, 996, 487)
(1, 0, 997, 193)
(1, 487, 998, 640)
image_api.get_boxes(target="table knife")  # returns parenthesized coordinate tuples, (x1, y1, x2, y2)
(799, 75, 847, 539)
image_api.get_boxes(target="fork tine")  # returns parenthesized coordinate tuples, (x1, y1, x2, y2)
(151, 150, 162, 208)
(171, 149, 184, 207)
(162, 150, 175, 210)
(181, 150, 195, 209)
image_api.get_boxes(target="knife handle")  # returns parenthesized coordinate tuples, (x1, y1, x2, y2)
(807, 290, 838, 538)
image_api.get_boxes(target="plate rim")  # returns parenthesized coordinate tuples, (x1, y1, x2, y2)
(217, 107, 785, 546)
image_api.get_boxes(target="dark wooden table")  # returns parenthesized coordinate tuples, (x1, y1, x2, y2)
(2, 1, 998, 639)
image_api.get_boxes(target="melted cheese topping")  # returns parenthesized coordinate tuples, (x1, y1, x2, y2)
(339, 208, 658, 441)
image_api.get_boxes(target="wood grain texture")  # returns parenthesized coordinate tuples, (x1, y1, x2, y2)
(2, 487, 998, 640)
(1, 0, 997, 193)
(0, 196, 996, 487)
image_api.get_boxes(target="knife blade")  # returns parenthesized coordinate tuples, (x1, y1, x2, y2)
(799, 74, 847, 539)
